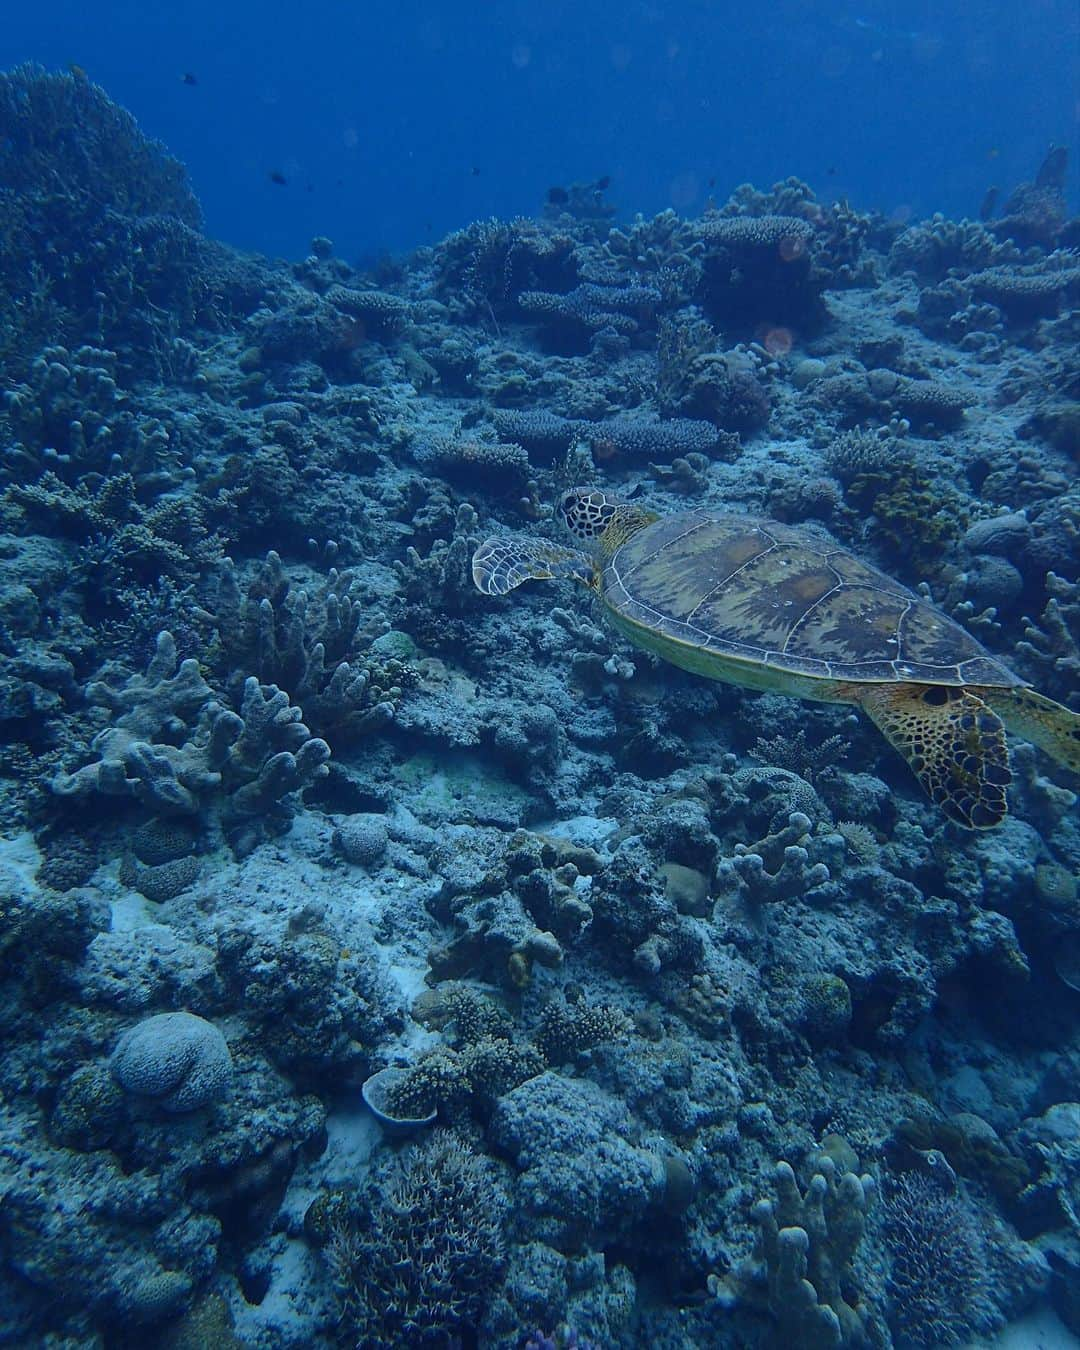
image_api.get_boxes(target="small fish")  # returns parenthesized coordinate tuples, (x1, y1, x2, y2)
(471, 165, 481, 177)
(979, 186, 999, 221)
(68, 63, 88, 80)
(987, 146, 1000, 160)
(826, 166, 837, 176)
(595, 174, 611, 190)
(181, 72, 198, 86)
(547, 185, 569, 205)
(707, 176, 716, 188)
(852, 15, 924, 41)
(269, 170, 287, 186)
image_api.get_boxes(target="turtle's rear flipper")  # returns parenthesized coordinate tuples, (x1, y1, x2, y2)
(982, 686, 1080, 775)
(859, 684, 1011, 828)
(472, 537, 592, 596)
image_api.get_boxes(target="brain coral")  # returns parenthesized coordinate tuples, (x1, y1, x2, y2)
(111, 1011, 233, 1112)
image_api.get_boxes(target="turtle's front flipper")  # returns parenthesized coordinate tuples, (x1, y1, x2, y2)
(858, 684, 1011, 828)
(472, 537, 593, 596)
(981, 686, 1080, 775)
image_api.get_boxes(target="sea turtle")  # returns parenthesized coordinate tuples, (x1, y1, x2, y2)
(472, 487, 1080, 828)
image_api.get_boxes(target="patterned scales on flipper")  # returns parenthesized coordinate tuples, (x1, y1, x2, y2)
(859, 684, 1012, 828)
(471, 537, 592, 596)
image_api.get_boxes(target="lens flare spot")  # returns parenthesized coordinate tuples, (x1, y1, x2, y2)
(763, 327, 793, 357)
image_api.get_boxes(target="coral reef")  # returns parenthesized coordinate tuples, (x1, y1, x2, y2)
(0, 64, 209, 374)
(0, 69, 1077, 1350)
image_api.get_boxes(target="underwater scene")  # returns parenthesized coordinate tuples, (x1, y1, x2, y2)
(0, 3, 1079, 1347)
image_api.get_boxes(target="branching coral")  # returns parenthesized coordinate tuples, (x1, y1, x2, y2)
(1017, 573, 1080, 710)
(417, 437, 532, 495)
(49, 630, 329, 851)
(656, 314, 771, 433)
(718, 812, 832, 905)
(518, 282, 660, 347)
(0, 64, 199, 223)
(695, 213, 826, 335)
(712, 1153, 876, 1348)
(880, 1167, 996, 1346)
(197, 551, 406, 742)
(434, 216, 576, 322)
(327, 1133, 507, 1347)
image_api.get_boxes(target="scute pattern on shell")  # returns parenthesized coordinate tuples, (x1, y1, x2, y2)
(601, 512, 1021, 686)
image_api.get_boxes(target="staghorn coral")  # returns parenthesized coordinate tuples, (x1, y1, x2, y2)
(326, 1132, 507, 1348)
(880, 1167, 995, 1346)
(750, 727, 851, 786)
(5, 470, 220, 632)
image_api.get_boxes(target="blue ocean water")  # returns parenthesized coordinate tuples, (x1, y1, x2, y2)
(4, 0, 1077, 260)
(1, 3, 1079, 1348)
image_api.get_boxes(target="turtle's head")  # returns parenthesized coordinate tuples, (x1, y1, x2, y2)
(560, 487, 619, 541)
(560, 487, 658, 553)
